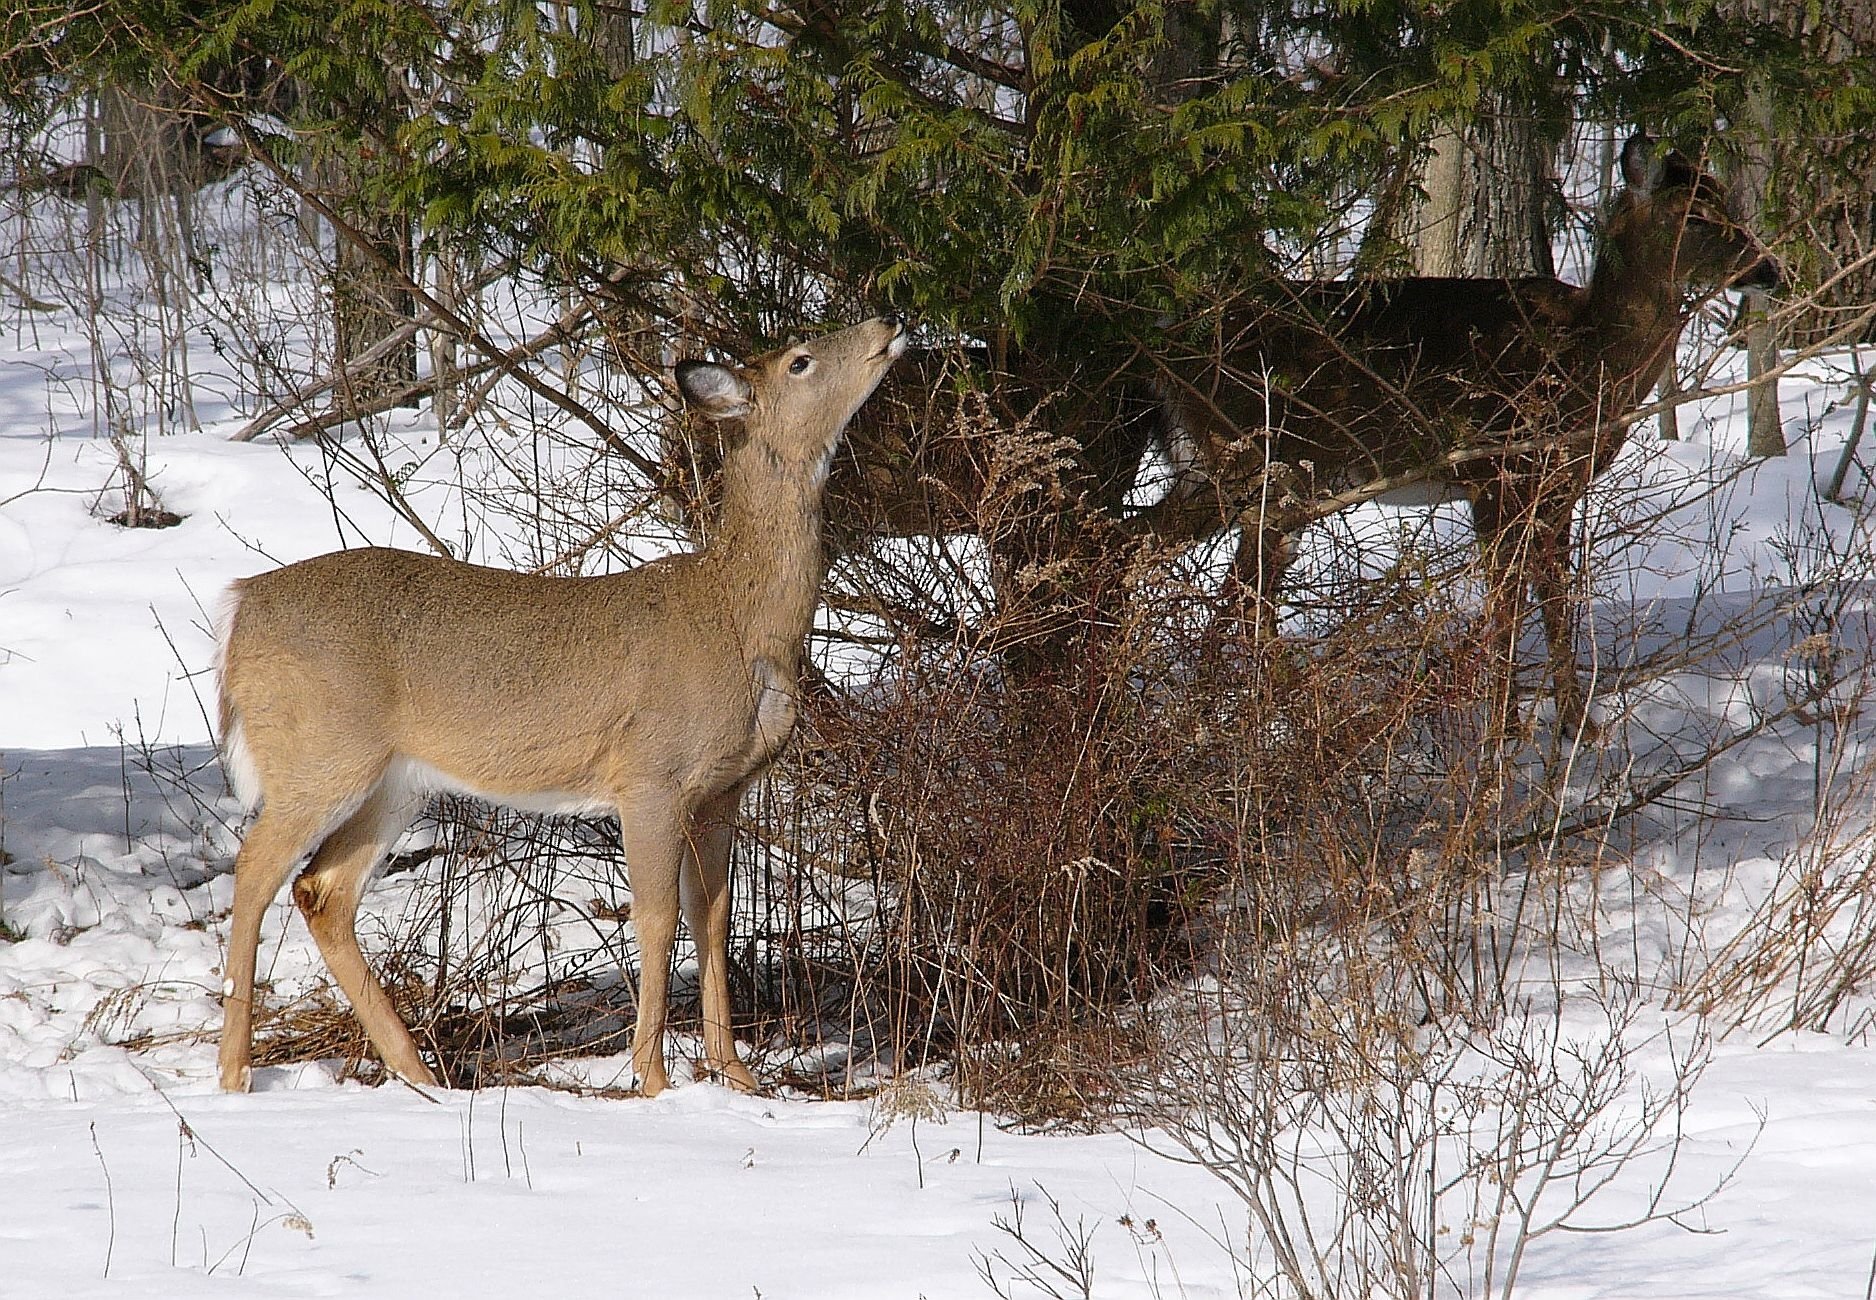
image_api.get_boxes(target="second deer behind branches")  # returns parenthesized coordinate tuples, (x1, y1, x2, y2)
(1149, 134, 1781, 735)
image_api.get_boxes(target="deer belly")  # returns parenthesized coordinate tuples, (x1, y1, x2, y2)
(1370, 481, 1472, 509)
(384, 755, 616, 819)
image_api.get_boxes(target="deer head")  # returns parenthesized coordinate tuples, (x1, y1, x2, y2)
(1617, 134, 1781, 294)
(677, 313, 909, 486)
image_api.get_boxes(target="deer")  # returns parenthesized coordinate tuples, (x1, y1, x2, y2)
(215, 313, 908, 1095)
(1146, 135, 1781, 731)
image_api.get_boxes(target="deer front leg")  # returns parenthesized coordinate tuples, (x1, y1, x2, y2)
(620, 798, 685, 1097)
(1527, 495, 1592, 737)
(1224, 520, 1295, 642)
(1471, 476, 1595, 738)
(680, 789, 759, 1093)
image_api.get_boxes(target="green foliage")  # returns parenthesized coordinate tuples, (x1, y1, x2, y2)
(5, 0, 1870, 345)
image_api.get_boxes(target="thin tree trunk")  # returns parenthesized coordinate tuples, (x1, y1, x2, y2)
(1744, 288, 1784, 457)
(1739, 76, 1784, 458)
(429, 248, 461, 436)
(1717, 0, 1785, 455)
(1655, 329, 1683, 442)
(1826, 350, 1870, 501)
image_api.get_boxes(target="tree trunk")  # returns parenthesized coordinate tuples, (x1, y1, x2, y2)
(1738, 78, 1785, 458)
(312, 88, 418, 406)
(331, 208, 418, 403)
(1744, 288, 1784, 457)
(1384, 89, 1558, 278)
(596, 1, 634, 80)
(1148, 0, 1218, 105)
(1704, 0, 1790, 456)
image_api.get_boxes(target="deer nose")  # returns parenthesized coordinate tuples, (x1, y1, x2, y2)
(878, 311, 905, 331)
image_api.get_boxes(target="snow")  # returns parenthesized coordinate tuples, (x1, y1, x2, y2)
(5, 253, 1876, 1297)
(5, 1082, 1239, 1299)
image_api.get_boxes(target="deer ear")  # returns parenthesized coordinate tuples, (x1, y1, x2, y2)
(1621, 134, 1665, 193)
(676, 361, 753, 419)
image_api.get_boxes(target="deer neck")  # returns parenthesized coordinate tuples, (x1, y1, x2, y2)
(698, 433, 830, 668)
(1577, 206, 1689, 390)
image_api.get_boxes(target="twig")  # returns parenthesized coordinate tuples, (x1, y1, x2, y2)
(89, 1122, 115, 1280)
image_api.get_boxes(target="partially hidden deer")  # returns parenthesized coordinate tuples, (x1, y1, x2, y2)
(1150, 135, 1780, 729)
(216, 314, 908, 1094)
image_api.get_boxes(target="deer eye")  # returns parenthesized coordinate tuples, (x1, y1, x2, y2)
(788, 354, 813, 375)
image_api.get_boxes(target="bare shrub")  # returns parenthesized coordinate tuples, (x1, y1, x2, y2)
(976, 1183, 1100, 1300)
(1675, 624, 1876, 1040)
(728, 373, 1666, 1117)
(1127, 980, 1742, 1300)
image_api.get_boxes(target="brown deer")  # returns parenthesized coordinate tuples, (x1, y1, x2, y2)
(215, 314, 908, 1094)
(1149, 135, 1780, 729)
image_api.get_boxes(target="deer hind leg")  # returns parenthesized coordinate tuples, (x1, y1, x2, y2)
(290, 783, 434, 1087)
(619, 796, 685, 1096)
(219, 805, 330, 1092)
(680, 788, 758, 1093)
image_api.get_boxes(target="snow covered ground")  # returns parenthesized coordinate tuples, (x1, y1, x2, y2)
(4, 277, 1876, 1297)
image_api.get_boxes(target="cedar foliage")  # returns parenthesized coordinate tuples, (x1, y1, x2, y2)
(9, 2, 1869, 342)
